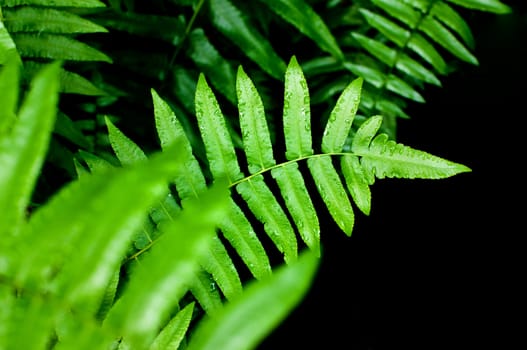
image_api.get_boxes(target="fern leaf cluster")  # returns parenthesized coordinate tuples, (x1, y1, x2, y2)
(0, 0, 110, 95)
(345, 0, 511, 125)
(0, 60, 319, 350)
(74, 55, 470, 318)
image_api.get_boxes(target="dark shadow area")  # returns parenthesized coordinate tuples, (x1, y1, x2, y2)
(260, 1, 526, 349)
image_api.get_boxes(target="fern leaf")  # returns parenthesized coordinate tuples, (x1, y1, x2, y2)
(283, 56, 313, 160)
(220, 201, 272, 279)
(341, 155, 372, 215)
(372, 0, 477, 65)
(0, 55, 19, 135)
(0, 0, 106, 7)
(23, 61, 106, 96)
(2, 7, 107, 34)
(419, 16, 478, 65)
(153, 88, 271, 281)
(352, 33, 441, 86)
(188, 270, 224, 315)
(95, 269, 120, 321)
(446, 0, 512, 14)
(430, 1, 475, 49)
(105, 116, 147, 164)
(0, 61, 59, 238)
(77, 149, 112, 172)
(371, 0, 421, 28)
(236, 176, 298, 263)
(308, 156, 355, 235)
(271, 163, 320, 255)
(258, 0, 344, 60)
(208, 0, 286, 80)
(187, 28, 236, 105)
(13, 33, 112, 62)
(186, 250, 319, 350)
(236, 65, 275, 173)
(321, 77, 362, 153)
(0, 14, 19, 64)
(149, 302, 195, 350)
(103, 182, 229, 349)
(359, 8, 448, 74)
(345, 62, 425, 102)
(195, 73, 243, 184)
(199, 236, 243, 300)
(352, 115, 472, 179)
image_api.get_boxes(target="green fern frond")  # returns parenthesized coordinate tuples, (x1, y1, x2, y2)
(446, 0, 512, 14)
(102, 56, 470, 315)
(12, 33, 111, 62)
(2, 7, 108, 34)
(208, 0, 286, 80)
(257, 0, 344, 61)
(0, 0, 106, 7)
(345, 0, 510, 128)
(352, 115, 471, 179)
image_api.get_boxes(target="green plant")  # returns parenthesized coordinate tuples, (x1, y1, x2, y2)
(0, 58, 319, 350)
(0, 0, 512, 348)
(1, 50, 470, 348)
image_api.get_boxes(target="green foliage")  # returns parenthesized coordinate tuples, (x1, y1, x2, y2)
(0, 60, 319, 350)
(0, 1, 503, 348)
(75, 55, 470, 319)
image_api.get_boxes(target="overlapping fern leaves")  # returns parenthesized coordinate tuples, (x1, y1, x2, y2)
(76, 55, 470, 318)
(1, 59, 319, 350)
(0, 0, 111, 94)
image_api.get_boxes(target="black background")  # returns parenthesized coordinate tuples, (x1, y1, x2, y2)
(261, 1, 526, 349)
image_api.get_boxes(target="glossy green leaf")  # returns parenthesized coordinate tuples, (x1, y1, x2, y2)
(0, 0, 106, 6)
(352, 116, 472, 179)
(199, 235, 243, 301)
(189, 271, 223, 315)
(419, 16, 478, 65)
(209, 0, 286, 79)
(195, 74, 243, 184)
(283, 56, 313, 160)
(106, 117, 147, 165)
(352, 33, 441, 86)
(359, 9, 447, 74)
(0, 14, 21, 65)
(431, 1, 475, 48)
(307, 156, 354, 236)
(371, 0, 421, 28)
(186, 250, 319, 350)
(322, 76, 362, 153)
(236, 65, 275, 173)
(187, 28, 237, 104)
(446, 0, 511, 14)
(0, 56, 19, 135)
(221, 199, 272, 280)
(150, 302, 195, 350)
(0, 61, 60, 238)
(3, 7, 107, 34)
(13, 34, 112, 62)
(236, 175, 298, 263)
(271, 163, 320, 255)
(259, 0, 344, 60)
(341, 155, 371, 215)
